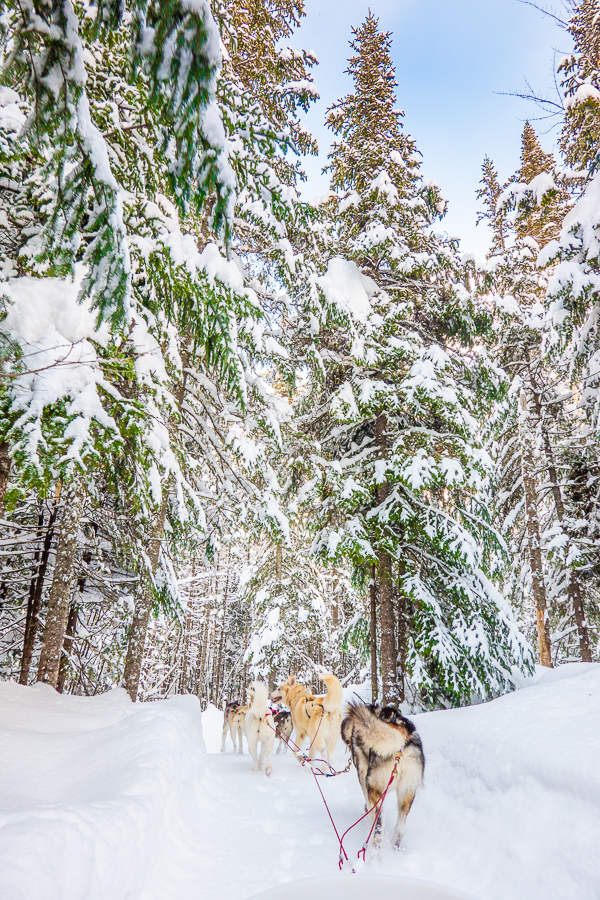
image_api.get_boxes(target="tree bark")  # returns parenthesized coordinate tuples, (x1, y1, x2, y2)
(375, 412, 398, 703)
(396, 573, 408, 704)
(369, 564, 378, 703)
(122, 498, 168, 700)
(37, 482, 85, 687)
(0, 440, 10, 517)
(531, 390, 591, 662)
(518, 391, 552, 668)
(122, 355, 192, 701)
(56, 603, 79, 693)
(20, 493, 61, 684)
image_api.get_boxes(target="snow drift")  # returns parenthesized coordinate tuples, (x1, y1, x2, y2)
(0, 682, 206, 900)
(0, 665, 599, 900)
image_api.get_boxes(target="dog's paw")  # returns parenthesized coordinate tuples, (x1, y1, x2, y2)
(265, 766, 272, 777)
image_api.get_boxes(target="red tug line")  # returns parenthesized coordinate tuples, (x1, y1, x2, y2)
(263, 711, 402, 869)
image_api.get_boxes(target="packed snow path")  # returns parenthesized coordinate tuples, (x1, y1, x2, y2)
(0, 665, 599, 900)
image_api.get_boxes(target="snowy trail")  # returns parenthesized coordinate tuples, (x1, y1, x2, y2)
(188, 666, 600, 900)
(0, 665, 599, 900)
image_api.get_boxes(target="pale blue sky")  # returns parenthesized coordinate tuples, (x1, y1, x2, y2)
(293, 0, 570, 260)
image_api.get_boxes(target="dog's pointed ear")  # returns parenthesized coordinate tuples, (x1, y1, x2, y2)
(289, 675, 296, 685)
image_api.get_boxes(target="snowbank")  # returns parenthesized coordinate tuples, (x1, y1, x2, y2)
(1, 666, 599, 900)
(0, 682, 205, 900)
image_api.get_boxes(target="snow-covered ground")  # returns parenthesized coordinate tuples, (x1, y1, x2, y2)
(0, 664, 599, 900)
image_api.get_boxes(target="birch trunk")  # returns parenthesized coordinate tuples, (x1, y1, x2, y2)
(122, 499, 168, 700)
(37, 483, 85, 687)
(531, 390, 591, 662)
(369, 564, 378, 703)
(518, 391, 552, 668)
(56, 603, 79, 693)
(375, 412, 398, 704)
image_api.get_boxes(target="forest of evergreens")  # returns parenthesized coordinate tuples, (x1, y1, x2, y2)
(0, 0, 598, 709)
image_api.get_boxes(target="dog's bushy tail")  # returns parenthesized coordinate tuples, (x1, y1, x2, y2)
(248, 681, 269, 717)
(320, 672, 343, 713)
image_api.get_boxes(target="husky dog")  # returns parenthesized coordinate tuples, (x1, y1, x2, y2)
(220, 701, 247, 753)
(270, 672, 342, 763)
(273, 709, 293, 753)
(245, 681, 276, 775)
(342, 702, 425, 852)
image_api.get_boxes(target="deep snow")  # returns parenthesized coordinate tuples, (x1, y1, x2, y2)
(0, 665, 599, 900)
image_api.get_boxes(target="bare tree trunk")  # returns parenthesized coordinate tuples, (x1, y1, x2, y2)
(519, 392, 552, 668)
(122, 499, 168, 700)
(375, 412, 398, 703)
(378, 547, 397, 703)
(37, 483, 85, 687)
(396, 574, 407, 704)
(0, 440, 10, 517)
(369, 564, 378, 703)
(196, 603, 210, 700)
(56, 603, 79, 693)
(531, 390, 591, 662)
(19, 506, 46, 684)
(275, 543, 282, 584)
(122, 359, 192, 701)
(214, 573, 229, 704)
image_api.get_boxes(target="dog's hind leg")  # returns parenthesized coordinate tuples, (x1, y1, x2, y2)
(392, 788, 416, 850)
(366, 785, 385, 853)
(221, 717, 229, 753)
(235, 723, 244, 754)
(246, 727, 259, 771)
(260, 740, 273, 777)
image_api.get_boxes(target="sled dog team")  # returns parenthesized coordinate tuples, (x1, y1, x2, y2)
(221, 672, 425, 851)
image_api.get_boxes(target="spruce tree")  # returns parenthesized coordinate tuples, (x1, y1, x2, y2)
(293, 14, 531, 707)
(476, 156, 509, 255)
(480, 116, 596, 666)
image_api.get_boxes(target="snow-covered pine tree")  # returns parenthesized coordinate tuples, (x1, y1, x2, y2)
(476, 155, 509, 255)
(0, 0, 299, 695)
(292, 13, 532, 707)
(481, 121, 595, 665)
(559, 0, 600, 174)
(241, 514, 364, 687)
(222, 0, 318, 159)
(538, 0, 600, 658)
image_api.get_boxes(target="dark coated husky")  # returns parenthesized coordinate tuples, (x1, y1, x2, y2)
(273, 709, 293, 753)
(341, 702, 425, 852)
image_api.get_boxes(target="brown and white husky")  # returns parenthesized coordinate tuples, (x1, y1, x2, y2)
(221, 701, 247, 753)
(270, 672, 342, 763)
(342, 702, 425, 852)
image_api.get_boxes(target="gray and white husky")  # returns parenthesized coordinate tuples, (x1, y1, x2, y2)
(341, 702, 425, 851)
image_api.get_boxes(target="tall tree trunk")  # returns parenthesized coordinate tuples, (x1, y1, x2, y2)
(369, 563, 378, 703)
(37, 482, 85, 687)
(531, 389, 591, 662)
(122, 355, 191, 701)
(275, 543, 282, 584)
(375, 412, 398, 703)
(122, 499, 168, 700)
(56, 603, 79, 693)
(0, 440, 10, 517)
(518, 391, 552, 667)
(396, 571, 407, 704)
(20, 493, 61, 684)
